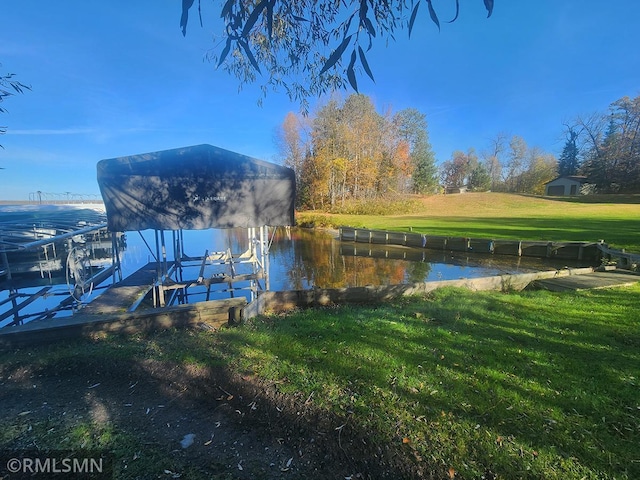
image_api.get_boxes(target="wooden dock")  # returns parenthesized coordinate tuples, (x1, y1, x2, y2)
(0, 296, 247, 348)
(81, 261, 171, 314)
(339, 227, 604, 261)
(532, 270, 640, 292)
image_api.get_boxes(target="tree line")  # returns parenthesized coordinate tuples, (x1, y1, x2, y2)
(277, 92, 640, 208)
(439, 135, 557, 195)
(276, 94, 438, 209)
(560, 94, 640, 193)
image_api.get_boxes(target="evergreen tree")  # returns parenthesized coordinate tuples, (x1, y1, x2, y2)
(393, 108, 438, 194)
(558, 128, 580, 176)
(468, 163, 492, 191)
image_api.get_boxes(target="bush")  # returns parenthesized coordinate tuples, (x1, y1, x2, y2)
(327, 197, 424, 215)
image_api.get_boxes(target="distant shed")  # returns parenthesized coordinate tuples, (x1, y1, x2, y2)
(97, 144, 295, 232)
(544, 176, 588, 196)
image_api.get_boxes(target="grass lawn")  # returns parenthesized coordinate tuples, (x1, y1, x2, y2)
(221, 286, 640, 479)
(1, 286, 638, 479)
(297, 193, 640, 252)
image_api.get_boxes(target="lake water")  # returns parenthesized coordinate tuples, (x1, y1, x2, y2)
(1, 217, 587, 326)
(120, 227, 583, 295)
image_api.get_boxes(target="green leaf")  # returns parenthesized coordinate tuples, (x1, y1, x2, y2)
(319, 34, 353, 75)
(409, 2, 420, 38)
(426, 0, 440, 31)
(217, 37, 233, 68)
(408, 2, 420, 38)
(220, 0, 234, 18)
(180, 0, 195, 36)
(241, 0, 268, 38)
(240, 39, 261, 73)
(358, 46, 375, 83)
(358, 0, 368, 21)
(447, 0, 460, 23)
(364, 17, 376, 38)
(484, 0, 494, 18)
(347, 49, 358, 92)
(266, 0, 273, 40)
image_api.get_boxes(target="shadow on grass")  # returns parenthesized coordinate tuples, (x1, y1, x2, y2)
(217, 288, 639, 479)
(1, 286, 638, 479)
(0, 329, 416, 479)
(542, 194, 640, 204)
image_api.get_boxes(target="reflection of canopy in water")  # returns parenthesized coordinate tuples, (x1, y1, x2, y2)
(96, 144, 295, 232)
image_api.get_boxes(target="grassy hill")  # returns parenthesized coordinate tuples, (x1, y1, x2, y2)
(297, 193, 640, 252)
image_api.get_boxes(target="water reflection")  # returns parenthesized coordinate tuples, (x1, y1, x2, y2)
(267, 228, 584, 290)
(2, 224, 589, 326)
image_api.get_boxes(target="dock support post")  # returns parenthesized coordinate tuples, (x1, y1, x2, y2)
(0, 238, 11, 281)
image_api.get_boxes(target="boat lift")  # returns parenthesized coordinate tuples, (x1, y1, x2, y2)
(0, 205, 119, 327)
(134, 225, 272, 309)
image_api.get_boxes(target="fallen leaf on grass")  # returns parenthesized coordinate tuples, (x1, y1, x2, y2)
(448, 466, 456, 478)
(402, 437, 411, 444)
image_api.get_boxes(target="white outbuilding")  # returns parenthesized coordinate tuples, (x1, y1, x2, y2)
(544, 176, 588, 196)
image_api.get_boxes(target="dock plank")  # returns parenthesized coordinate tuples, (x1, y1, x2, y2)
(82, 262, 171, 314)
(533, 271, 640, 292)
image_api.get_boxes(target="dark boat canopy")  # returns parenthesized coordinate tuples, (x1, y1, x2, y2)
(97, 144, 295, 231)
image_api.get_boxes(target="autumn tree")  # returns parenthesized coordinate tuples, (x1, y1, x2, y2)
(275, 111, 309, 205)
(518, 147, 558, 194)
(502, 135, 528, 192)
(481, 132, 507, 191)
(283, 94, 437, 208)
(440, 149, 478, 188)
(339, 94, 386, 199)
(577, 95, 640, 192)
(305, 98, 343, 208)
(180, 1, 494, 111)
(471, 133, 557, 194)
(392, 108, 438, 194)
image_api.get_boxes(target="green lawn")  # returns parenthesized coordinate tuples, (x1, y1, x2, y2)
(297, 193, 640, 252)
(221, 286, 640, 479)
(1, 286, 638, 479)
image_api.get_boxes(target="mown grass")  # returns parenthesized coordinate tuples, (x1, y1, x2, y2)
(2, 285, 638, 479)
(297, 193, 640, 251)
(220, 286, 640, 479)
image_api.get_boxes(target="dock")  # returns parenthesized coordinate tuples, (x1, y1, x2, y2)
(81, 261, 169, 314)
(339, 227, 604, 261)
(532, 270, 640, 292)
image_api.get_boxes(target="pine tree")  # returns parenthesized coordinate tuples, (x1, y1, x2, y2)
(558, 129, 580, 176)
(393, 109, 438, 194)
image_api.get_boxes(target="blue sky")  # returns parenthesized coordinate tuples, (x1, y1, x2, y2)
(1, 1, 639, 200)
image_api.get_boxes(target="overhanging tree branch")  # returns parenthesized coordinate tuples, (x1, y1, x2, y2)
(0, 67, 32, 149)
(181, 1, 494, 111)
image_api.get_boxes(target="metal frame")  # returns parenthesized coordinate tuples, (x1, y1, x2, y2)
(144, 225, 272, 309)
(0, 206, 118, 327)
